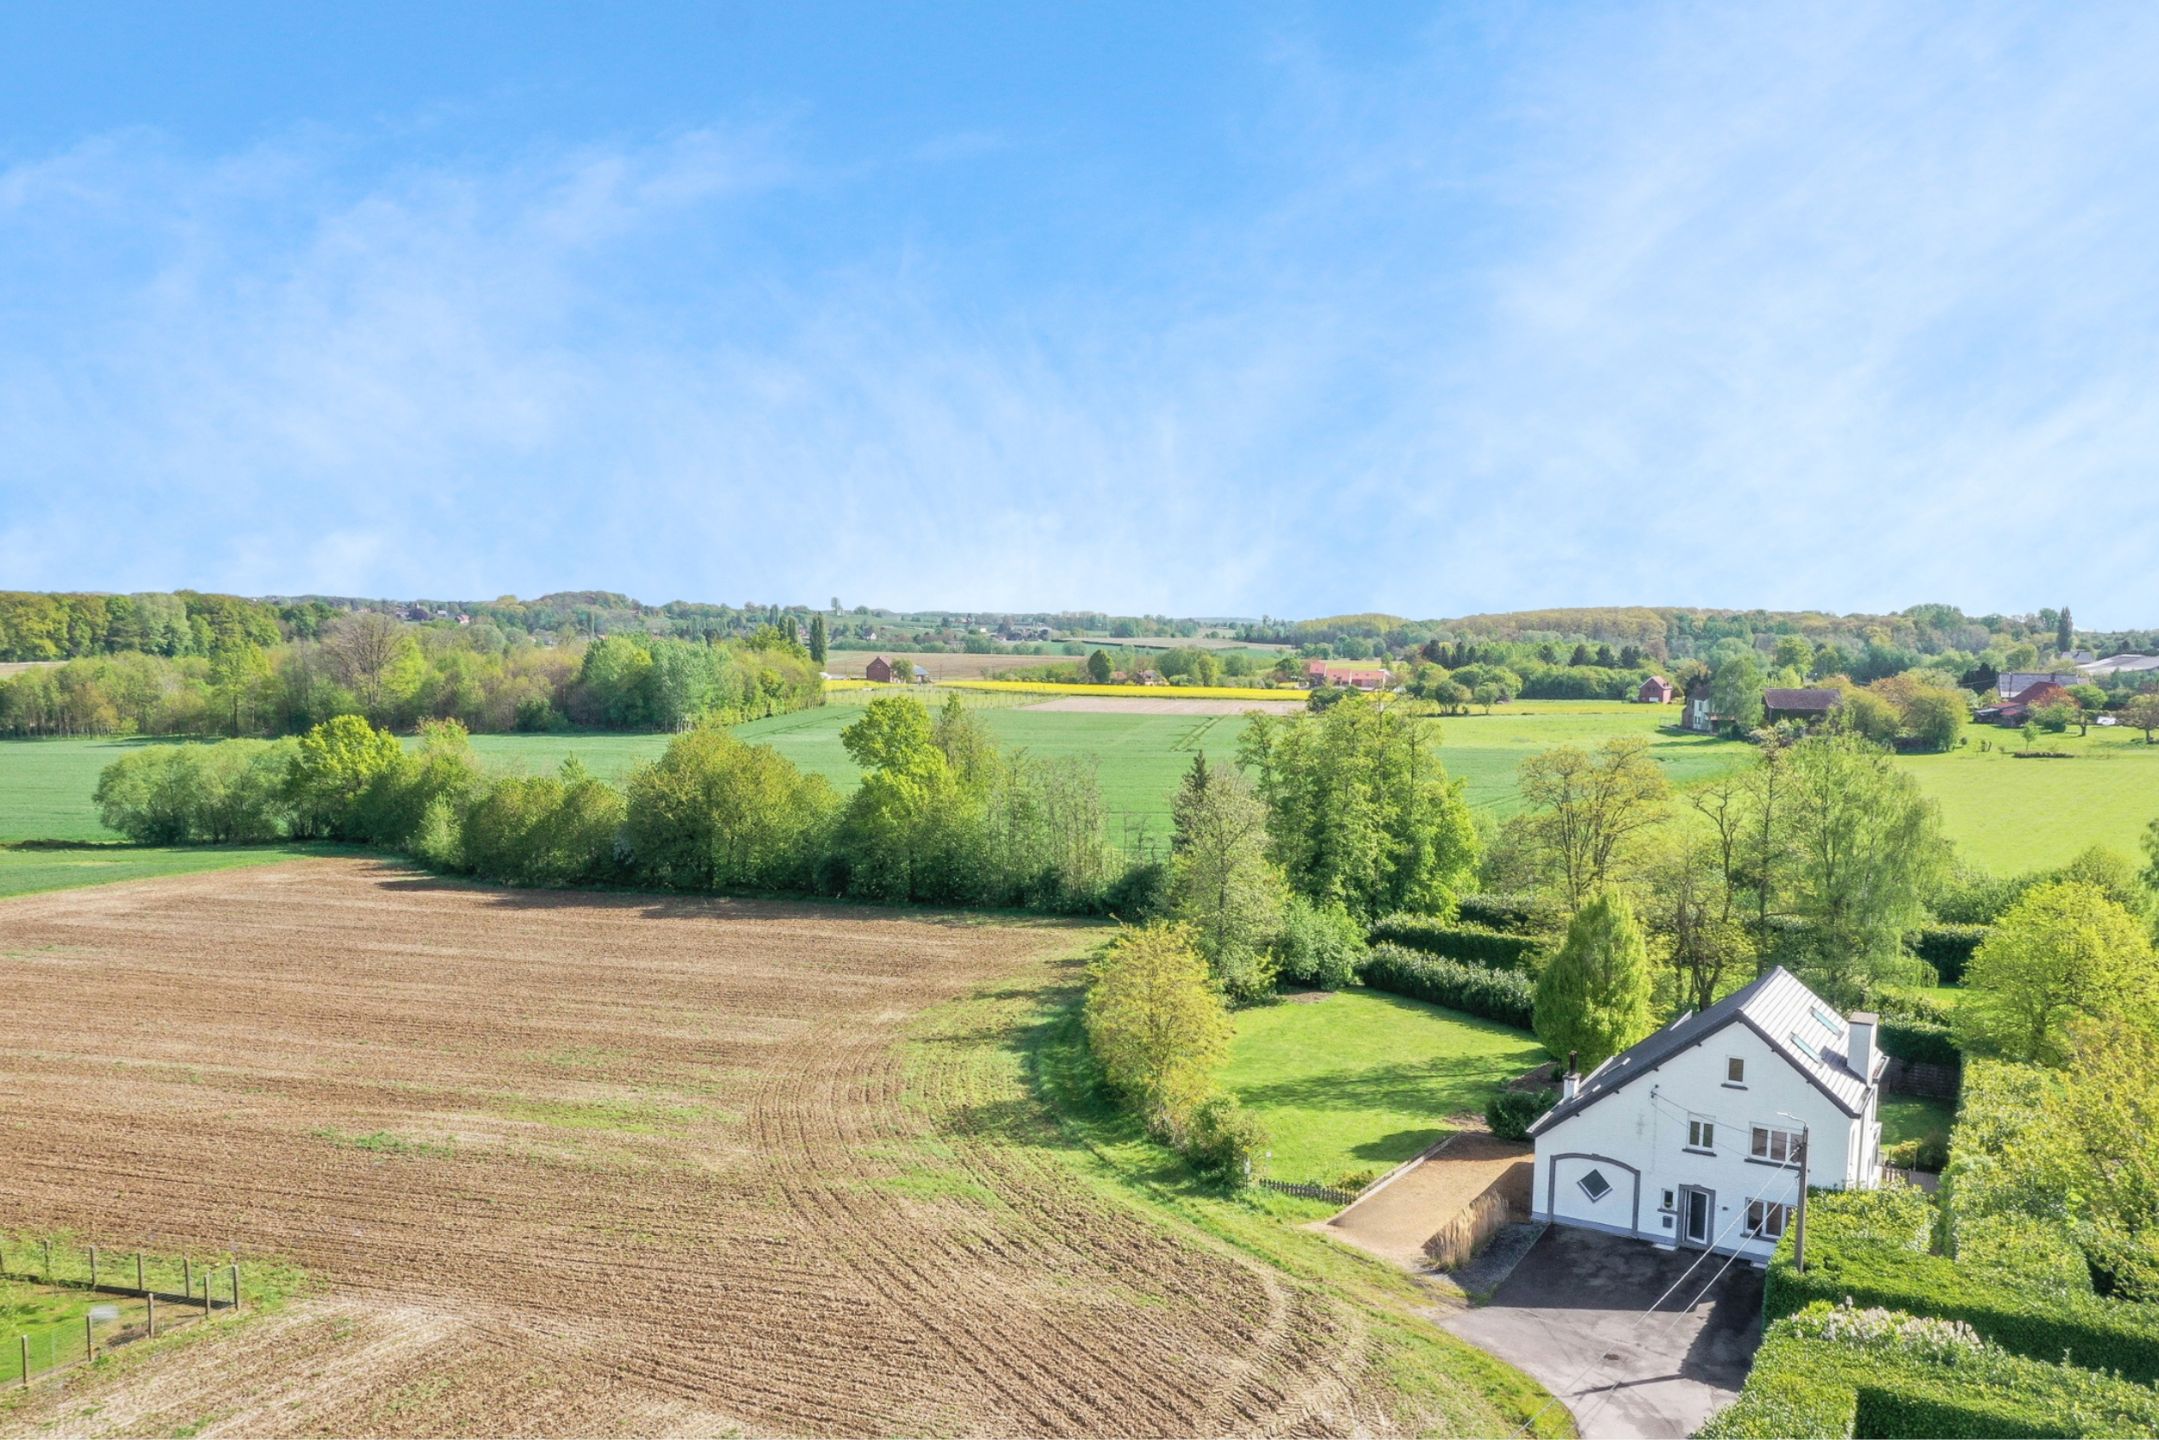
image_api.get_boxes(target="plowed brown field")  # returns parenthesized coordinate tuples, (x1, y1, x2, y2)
(0, 859, 1519, 1438)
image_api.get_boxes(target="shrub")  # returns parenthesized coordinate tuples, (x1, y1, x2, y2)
(1765, 1187, 2159, 1384)
(1911, 923, 1986, 985)
(1955, 1214, 2093, 1299)
(1454, 893, 1551, 934)
(1182, 1093, 1266, 1190)
(1701, 1301, 2159, 1440)
(1365, 914, 1545, 971)
(1484, 1087, 1554, 1141)
(1356, 943, 1535, 1029)
(1274, 896, 1364, 990)
(1100, 858, 1168, 921)
(93, 741, 295, 844)
(1877, 1018, 1959, 1067)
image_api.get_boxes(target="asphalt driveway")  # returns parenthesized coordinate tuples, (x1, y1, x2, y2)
(1438, 1226, 1762, 1439)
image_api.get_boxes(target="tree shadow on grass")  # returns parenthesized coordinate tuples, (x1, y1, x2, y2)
(1233, 1054, 1532, 1119)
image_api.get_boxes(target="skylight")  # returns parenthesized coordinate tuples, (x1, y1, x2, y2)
(1809, 1004, 1843, 1035)
(1791, 1031, 1821, 1062)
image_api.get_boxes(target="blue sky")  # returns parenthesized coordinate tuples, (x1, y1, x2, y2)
(3, 3, 2157, 625)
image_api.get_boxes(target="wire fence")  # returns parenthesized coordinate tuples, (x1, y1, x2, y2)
(1, 1240, 244, 1389)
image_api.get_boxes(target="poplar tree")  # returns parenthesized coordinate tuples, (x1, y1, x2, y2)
(808, 614, 828, 665)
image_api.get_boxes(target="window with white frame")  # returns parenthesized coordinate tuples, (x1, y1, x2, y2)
(1746, 1200, 1791, 1239)
(1751, 1125, 1803, 1165)
(1686, 1116, 1715, 1151)
(1726, 1056, 1745, 1085)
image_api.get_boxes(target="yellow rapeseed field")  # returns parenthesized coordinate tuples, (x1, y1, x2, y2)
(938, 679, 1299, 702)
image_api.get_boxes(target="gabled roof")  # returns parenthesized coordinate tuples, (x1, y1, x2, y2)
(2009, 681, 2071, 706)
(1763, 688, 1841, 713)
(1529, 967, 1881, 1137)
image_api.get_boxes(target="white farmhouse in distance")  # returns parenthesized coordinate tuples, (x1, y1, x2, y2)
(1528, 967, 1883, 1260)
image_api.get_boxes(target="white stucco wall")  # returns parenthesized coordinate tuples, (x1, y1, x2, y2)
(1532, 1020, 1876, 1257)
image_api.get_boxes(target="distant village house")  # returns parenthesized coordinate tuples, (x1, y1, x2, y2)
(1761, 688, 1841, 726)
(864, 656, 894, 683)
(1637, 676, 1675, 704)
(1303, 659, 1392, 691)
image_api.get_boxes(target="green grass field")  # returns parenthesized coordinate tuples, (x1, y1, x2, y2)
(0, 844, 328, 901)
(5, 699, 2155, 880)
(1898, 720, 2159, 874)
(1222, 988, 1544, 1189)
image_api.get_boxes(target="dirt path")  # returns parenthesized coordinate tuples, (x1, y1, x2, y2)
(0, 860, 1474, 1437)
(1326, 1134, 1531, 1267)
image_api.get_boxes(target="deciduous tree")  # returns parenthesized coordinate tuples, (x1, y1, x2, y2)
(1512, 737, 1671, 912)
(1955, 881, 2159, 1065)
(1165, 755, 1286, 1001)
(1084, 923, 1231, 1133)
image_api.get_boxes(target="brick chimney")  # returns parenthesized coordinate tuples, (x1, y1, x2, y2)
(1848, 1012, 1878, 1078)
(1560, 1050, 1581, 1102)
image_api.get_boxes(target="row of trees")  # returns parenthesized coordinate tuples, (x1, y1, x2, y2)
(0, 621, 821, 738)
(94, 695, 1122, 912)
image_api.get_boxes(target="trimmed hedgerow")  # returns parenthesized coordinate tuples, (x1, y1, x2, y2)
(1365, 915, 1546, 972)
(1911, 922, 1987, 984)
(1765, 1188, 2159, 1385)
(1700, 1301, 2159, 1439)
(1878, 1017, 1960, 1067)
(1453, 893, 1549, 934)
(1355, 943, 1535, 1030)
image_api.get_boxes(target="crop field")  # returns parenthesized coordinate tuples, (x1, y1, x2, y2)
(0, 860, 1553, 1437)
(6, 702, 2153, 877)
(825, 649, 1056, 681)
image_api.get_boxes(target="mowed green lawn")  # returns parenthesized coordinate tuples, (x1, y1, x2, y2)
(1223, 988, 1544, 1189)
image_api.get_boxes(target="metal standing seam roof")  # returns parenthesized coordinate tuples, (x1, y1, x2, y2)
(1528, 966, 1883, 1136)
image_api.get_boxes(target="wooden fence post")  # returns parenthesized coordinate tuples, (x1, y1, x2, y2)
(182, 1257, 191, 1298)
(147, 1293, 156, 1338)
(42, 1240, 50, 1283)
(18, 1335, 27, 1388)
(201, 1273, 211, 1317)
(136, 1252, 145, 1295)
(230, 1265, 241, 1314)
(83, 1314, 93, 1363)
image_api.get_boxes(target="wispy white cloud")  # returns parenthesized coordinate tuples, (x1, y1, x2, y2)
(3, 5, 2158, 624)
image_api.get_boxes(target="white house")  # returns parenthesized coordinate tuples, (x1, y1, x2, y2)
(1528, 967, 1883, 1260)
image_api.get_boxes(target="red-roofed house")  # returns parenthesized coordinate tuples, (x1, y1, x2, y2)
(1303, 660, 1392, 691)
(1979, 680, 2076, 725)
(1638, 675, 1675, 704)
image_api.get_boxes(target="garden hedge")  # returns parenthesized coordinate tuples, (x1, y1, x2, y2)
(1764, 1190, 2159, 1384)
(1452, 893, 1547, 935)
(1364, 915, 1546, 972)
(1877, 1017, 1959, 1067)
(1699, 1302, 2159, 1439)
(1356, 943, 1535, 1030)
(1911, 922, 1987, 985)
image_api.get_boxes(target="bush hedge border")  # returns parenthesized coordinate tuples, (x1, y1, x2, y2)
(1355, 943, 1536, 1030)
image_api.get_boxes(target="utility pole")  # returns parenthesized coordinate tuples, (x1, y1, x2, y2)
(1794, 1126, 1810, 1274)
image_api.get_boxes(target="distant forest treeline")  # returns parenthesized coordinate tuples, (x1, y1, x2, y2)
(0, 609, 821, 739)
(1241, 603, 2159, 664)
